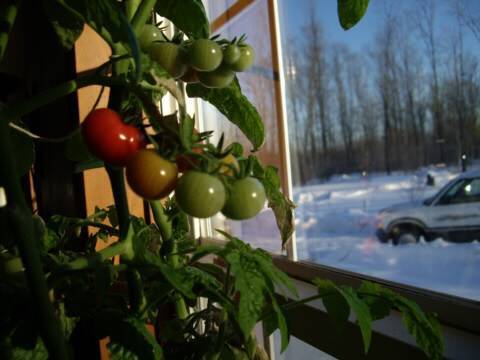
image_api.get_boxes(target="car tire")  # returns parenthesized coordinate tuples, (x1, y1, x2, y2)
(393, 229, 419, 245)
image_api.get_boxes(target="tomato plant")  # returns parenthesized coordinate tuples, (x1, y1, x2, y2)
(150, 42, 188, 78)
(82, 108, 146, 166)
(229, 44, 255, 72)
(222, 177, 266, 220)
(126, 149, 178, 200)
(175, 171, 226, 218)
(0, 2, 443, 360)
(188, 39, 223, 72)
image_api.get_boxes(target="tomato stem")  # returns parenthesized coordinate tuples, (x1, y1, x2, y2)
(63, 239, 128, 271)
(131, 0, 158, 36)
(0, 118, 69, 359)
(0, 75, 119, 125)
(149, 200, 189, 320)
(125, 0, 142, 21)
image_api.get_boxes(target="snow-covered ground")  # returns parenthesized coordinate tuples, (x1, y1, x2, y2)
(228, 165, 480, 301)
(292, 166, 480, 301)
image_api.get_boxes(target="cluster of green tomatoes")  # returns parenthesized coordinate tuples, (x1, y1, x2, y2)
(82, 109, 266, 220)
(139, 24, 255, 88)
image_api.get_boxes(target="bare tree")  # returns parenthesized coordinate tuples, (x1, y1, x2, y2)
(414, 0, 446, 163)
(332, 45, 354, 169)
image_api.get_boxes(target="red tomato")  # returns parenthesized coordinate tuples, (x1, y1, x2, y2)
(82, 108, 146, 166)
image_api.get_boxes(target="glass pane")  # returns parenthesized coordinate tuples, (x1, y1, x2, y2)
(279, 0, 480, 300)
(273, 332, 336, 360)
(202, 0, 286, 253)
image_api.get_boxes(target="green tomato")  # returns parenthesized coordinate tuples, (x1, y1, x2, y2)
(150, 42, 188, 79)
(223, 44, 240, 65)
(175, 171, 226, 218)
(188, 39, 223, 72)
(222, 177, 266, 220)
(198, 65, 235, 88)
(0, 254, 25, 284)
(139, 24, 163, 52)
(229, 44, 255, 72)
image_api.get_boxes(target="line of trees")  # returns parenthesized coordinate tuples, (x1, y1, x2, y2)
(286, 0, 480, 184)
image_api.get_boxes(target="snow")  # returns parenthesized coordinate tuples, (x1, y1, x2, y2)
(225, 165, 480, 301)
(292, 166, 480, 301)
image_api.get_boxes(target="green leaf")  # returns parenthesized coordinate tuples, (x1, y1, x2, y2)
(271, 297, 289, 352)
(186, 78, 265, 151)
(358, 282, 444, 359)
(253, 248, 298, 298)
(313, 279, 372, 353)
(155, 0, 210, 39)
(358, 282, 391, 321)
(337, 0, 370, 30)
(9, 122, 34, 177)
(336, 287, 372, 353)
(226, 250, 267, 339)
(179, 114, 195, 150)
(41, 0, 85, 49)
(50, 0, 141, 77)
(260, 166, 295, 249)
(109, 317, 164, 360)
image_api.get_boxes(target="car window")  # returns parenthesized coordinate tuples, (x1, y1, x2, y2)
(438, 178, 480, 205)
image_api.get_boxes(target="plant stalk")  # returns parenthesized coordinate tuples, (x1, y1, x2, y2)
(130, 0, 158, 35)
(125, 0, 142, 21)
(0, 120, 69, 359)
(149, 200, 188, 320)
(0, 75, 118, 125)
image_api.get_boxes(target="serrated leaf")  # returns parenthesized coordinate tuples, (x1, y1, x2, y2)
(337, 0, 370, 30)
(226, 250, 266, 339)
(155, 0, 209, 39)
(261, 166, 295, 249)
(109, 317, 163, 360)
(48, 0, 141, 78)
(253, 248, 298, 298)
(314, 279, 372, 353)
(358, 282, 392, 320)
(41, 0, 85, 49)
(186, 78, 265, 151)
(271, 297, 289, 352)
(336, 287, 372, 353)
(358, 281, 443, 359)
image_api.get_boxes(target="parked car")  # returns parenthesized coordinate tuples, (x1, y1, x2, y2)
(376, 170, 480, 245)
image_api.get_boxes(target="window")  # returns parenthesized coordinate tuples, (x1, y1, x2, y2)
(278, 0, 480, 301)
(199, 0, 480, 357)
(200, 0, 288, 254)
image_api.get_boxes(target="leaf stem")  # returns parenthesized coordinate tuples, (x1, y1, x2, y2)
(149, 200, 189, 320)
(131, 0, 158, 35)
(0, 118, 69, 359)
(0, 75, 118, 124)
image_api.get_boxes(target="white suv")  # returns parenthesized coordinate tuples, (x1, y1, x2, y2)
(376, 171, 480, 245)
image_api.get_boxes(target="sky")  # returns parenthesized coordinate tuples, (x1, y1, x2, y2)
(278, 0, 480, 57)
